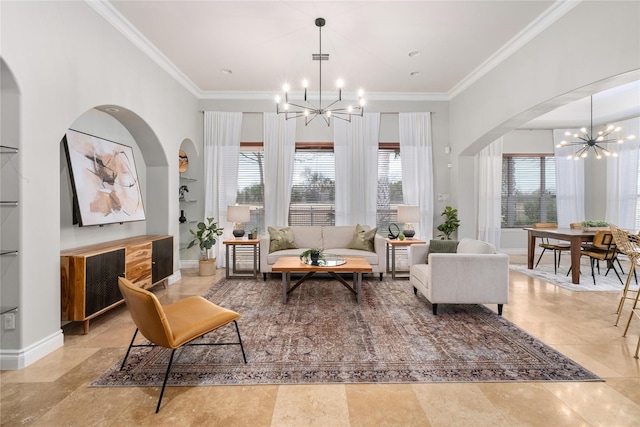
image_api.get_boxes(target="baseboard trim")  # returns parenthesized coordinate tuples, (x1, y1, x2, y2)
(0, 330, 64, 370)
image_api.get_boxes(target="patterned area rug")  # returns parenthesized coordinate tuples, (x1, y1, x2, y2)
(91, 277, 600, 387)
(510, 262, 639, 292)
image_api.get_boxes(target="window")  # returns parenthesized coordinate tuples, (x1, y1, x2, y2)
(502, 155, 556, 228)
(289, 145, 335, 226)
(377, 145, 404, 234)
(235, 144, 265, 234)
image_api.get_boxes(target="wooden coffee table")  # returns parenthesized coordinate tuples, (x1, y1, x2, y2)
(272, 256, 372, 304)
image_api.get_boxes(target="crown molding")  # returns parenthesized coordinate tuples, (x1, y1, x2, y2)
(199, 91, 449, 102)
(85, 0, 201, 98)
(448, 0, 581, 99)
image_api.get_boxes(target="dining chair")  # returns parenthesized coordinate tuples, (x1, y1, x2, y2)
(117, 277, 247, 413)
(532, 223, 570, 274)
(610, 224, 640, 326)
(579, 230, 624, 286)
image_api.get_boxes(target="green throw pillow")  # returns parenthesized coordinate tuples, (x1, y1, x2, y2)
(347, 224, 378, 252)
(426, 239, 458, 263)
(268, 227, 297, 253)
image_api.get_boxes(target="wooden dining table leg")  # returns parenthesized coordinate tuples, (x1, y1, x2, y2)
(570, 237, 582, 284)
(527, 232, 536, 269)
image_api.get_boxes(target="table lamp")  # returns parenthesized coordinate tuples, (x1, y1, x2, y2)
(227, 205, 250, 238)
(397, 205, 419, 238)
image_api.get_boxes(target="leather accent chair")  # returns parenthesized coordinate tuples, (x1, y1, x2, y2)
(117, 277, 247, 412)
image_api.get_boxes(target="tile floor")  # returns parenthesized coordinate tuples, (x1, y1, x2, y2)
(1, 255, 639, 426)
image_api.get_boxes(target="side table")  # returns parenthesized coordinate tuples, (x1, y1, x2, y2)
(223, 238, 260, 279)
(385, 238, 426, 279)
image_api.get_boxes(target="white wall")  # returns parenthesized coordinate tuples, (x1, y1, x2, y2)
(449, 1, 640, 241)
(1, 1, 200, 368)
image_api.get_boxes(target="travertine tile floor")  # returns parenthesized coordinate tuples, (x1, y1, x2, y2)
(2, 255, 639, 426)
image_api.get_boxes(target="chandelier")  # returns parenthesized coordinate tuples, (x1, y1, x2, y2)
(275, 18, 365, 126)
(557, 96, 636, 159)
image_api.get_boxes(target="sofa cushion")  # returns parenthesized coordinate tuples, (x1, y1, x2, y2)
(266, 248, 304, 264)
(346, 224, 377, 252)
(323, 225, 366, 249)
(290, 226, 323, 249)
(426, 239, 458, 262)
(327, 248, 379, 265)
(268, 226, 298, 253)
(457, 238, 496, 254)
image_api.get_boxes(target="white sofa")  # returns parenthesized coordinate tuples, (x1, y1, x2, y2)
(408, 238, 509, 315)
(260, 225, 386, 280)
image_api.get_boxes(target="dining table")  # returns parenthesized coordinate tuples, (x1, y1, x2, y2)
(523, 227, 597, 284)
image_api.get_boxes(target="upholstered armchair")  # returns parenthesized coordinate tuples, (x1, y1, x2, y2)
(408, 238, 509, 315)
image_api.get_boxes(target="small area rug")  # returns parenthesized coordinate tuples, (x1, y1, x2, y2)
(510, 262, 638, 292)
(92, 277, 599, 387)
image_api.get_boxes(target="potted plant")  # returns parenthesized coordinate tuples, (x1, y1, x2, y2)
(187, 217, 224, 276)
(300, 248, 324, 265)
(437, 205, 460, 240)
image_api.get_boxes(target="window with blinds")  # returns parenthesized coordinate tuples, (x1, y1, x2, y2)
(235, 144, 265, 234)
(289, 145, 335, 226)
(377, 146, 403, 234)
(502, 154, 556, 228)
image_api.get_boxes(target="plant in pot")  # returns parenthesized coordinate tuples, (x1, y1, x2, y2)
(300, 248, 324, 265)
(187, 217, 224, 276)
(437, 205, 460, 240)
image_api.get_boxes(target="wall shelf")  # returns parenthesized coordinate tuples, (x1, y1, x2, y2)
(179, 175, 197, 182)
(0, 201, 18, 207)
(1, 250, 19, 256)
(0, 145, 18, 154)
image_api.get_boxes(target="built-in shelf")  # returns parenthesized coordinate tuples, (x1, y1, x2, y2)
(179, 220, 198, 225)
(0, 306, 18, 315)
(179, 175, 197, 182)
(0, 201, 18, 206)
(0, 145, 19, 154)
(179, 199, 197, 203)
(1, 250, 19, 256)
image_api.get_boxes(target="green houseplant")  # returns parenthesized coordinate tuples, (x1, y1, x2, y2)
(300, 248, 324, 265)
(437, 205, 460, 240)
(187, 217, 224, 276)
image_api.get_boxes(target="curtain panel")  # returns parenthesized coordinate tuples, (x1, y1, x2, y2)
(334, 113, 380, 227)
(399, 112, 434, 240)
(553, 130, 586, 227)
(476, 137, 503, 248)
(263, 113, 296, 227)
(203, 111, 242, 267)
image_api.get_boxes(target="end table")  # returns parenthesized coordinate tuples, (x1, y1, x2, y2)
(385, 237, 426, 279)
(223, 238, 260, 279)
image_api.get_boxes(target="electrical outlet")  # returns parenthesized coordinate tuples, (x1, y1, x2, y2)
(4, 313, 16, 330)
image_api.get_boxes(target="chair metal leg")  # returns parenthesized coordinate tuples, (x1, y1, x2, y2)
(156, 348, 177, 413)
(233, 320, 247, 364)
(534, 248, 547, 268)
(120, 328, 139, 370)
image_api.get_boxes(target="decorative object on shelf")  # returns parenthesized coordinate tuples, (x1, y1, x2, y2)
(556, 96, 635, 159)
(247, 227, 258, 240)
(227, 204, 250, 238)
(187, 217, 224, 276)
(274, 17, 365, 127)
(178, 149, 189, 172)
(397, 205, 419, 238)
(581, 220, 610, 231)
(398, 233, 405, 241)
(300, 248, 325, 265)
(63, 129, 146, 227)
(437, 205, 460, 240)
(179, 210, 187, 224)
(179, 185, 189, 201)
(388, 223, 400, 240)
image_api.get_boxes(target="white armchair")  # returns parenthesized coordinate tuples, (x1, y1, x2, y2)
(408, 238, 509, 315)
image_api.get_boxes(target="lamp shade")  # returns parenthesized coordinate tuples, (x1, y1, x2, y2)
(397, 205, 419, 223)
(227, 205, 250, 222)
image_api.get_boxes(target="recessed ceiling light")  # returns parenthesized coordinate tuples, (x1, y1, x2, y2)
(410, 71, 421, 77)
(408, 50, 421, 57)
(221, 69, 233, 75)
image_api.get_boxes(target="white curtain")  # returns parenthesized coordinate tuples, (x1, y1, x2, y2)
(476, 137, 503, 247)
(553, 130, 586, 227)
(605, 117, 640, 229)
(399, 112, 434, 240)
(203, 111, 242, 267)
(263, 113, 296, 227)
(334, 113, 380, 226)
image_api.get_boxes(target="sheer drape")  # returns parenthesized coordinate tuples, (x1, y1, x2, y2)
(203, 111, 242, 267)
(263, 112, 296, 227)
(553, 129, 586, 227)
(334, 113, 380, 226)
(476, 137, 503, 248)
(605, 117, 640, 229)
(399, 112, 434, 240)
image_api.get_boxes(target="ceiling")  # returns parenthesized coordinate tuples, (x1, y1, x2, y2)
(99, 1, 639, 127)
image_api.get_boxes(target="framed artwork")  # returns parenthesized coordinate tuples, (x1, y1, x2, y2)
(63, 129, 146, 227)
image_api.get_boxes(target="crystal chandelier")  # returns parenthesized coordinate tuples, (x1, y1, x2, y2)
(557, 96, 636, 159)
(275, 18, 365, 126)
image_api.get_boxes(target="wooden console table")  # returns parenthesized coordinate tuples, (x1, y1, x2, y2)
(60, 235, 173, 333)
